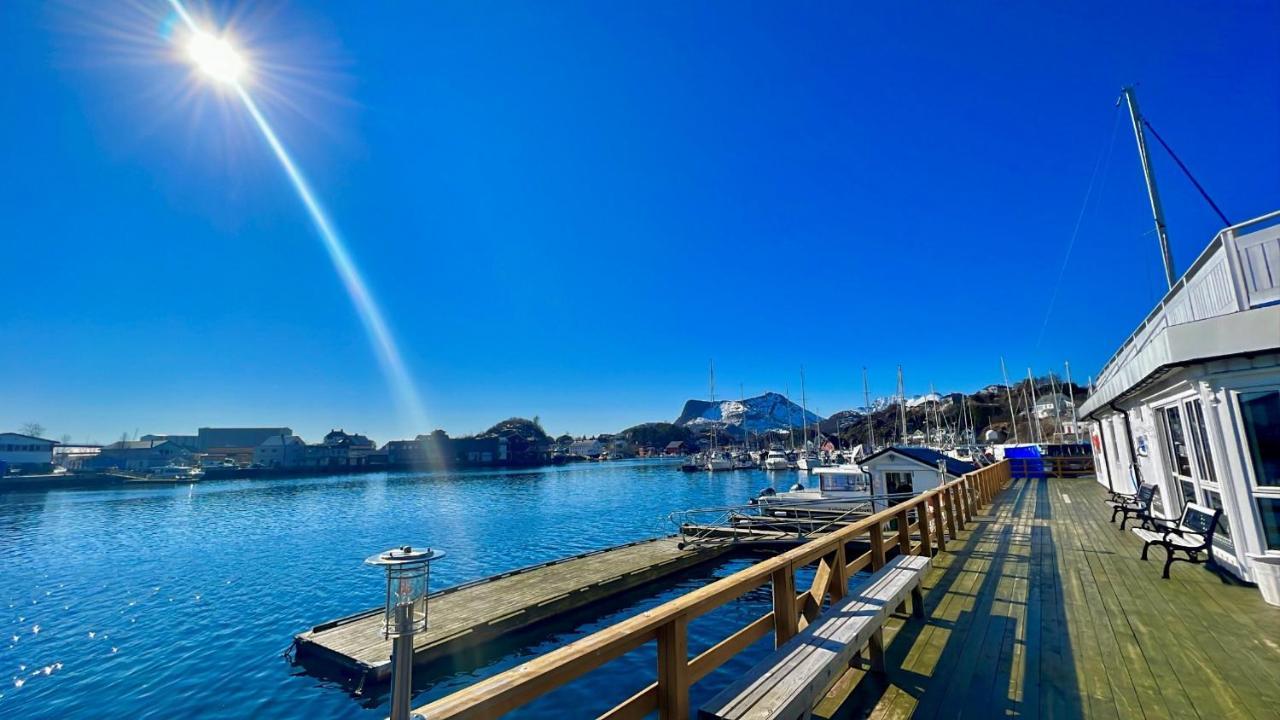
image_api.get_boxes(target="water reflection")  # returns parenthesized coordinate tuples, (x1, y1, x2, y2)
(0, 460, 783, 719)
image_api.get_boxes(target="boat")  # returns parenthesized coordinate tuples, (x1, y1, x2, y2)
(763, 449, 791, 471)
(753, 463, 873, 505)
(705, 452, 734, 472)
(732, 452, 757, 470)
(125, 464, 203, 484)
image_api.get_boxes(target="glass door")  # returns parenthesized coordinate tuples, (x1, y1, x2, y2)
(1157, 404, 1198, 510)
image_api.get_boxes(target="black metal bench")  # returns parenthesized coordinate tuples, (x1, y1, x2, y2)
(1107, 482, 1157, 530)
(698, 554, 930, 719)
(1131, 502, 1222, 579)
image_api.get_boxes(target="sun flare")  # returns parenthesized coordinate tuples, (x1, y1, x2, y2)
(186, 30, 245, 84)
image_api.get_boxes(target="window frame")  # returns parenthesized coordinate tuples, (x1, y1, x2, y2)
(1233, 387, 1280, 552)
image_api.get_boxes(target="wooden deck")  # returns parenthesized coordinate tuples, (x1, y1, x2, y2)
(293, 537, 731, 684)
(816, 476, 1280, 719)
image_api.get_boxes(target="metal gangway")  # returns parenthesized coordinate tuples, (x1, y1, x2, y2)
(669, 492, 920, 548)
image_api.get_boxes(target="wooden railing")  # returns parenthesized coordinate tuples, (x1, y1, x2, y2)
(1007, 455, 1095, 480)
(416, 461, 1013, 720)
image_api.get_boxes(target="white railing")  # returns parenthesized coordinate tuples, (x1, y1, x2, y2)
(1082, 210, 1280, 416)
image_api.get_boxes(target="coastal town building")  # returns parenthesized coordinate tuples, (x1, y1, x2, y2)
(254, 435, 307, 468)
(197, 427, 293, 464)
(52, 444, 102, 469)
(0, 433, 58, 470)
(858, 446, 976, 495)
(140, 434, 199, 451)
(82, 439, 193, 471)
(567, 438, 605, 459)
(302, 429, 383, 468)
(1080, 211, 1280, 590)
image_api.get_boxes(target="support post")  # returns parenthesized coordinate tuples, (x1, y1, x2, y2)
(931, 493, 948, 551)
(389, 606, 415, 720)
(656, 616, 689, 720)
(918, 498, 933, 556)
(831, 544, 849, 601)
(771, 566, 798, 647)
(1121, 85, 1176, 289)
(870, 523, 886, 571)
(896, 508, 912, 556)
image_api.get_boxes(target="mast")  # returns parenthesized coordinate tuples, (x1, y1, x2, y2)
(1000, 357, 1019, 444)
(800, 366, 810, 453)
(1121, 86, 1176, 289)
(1027, 368, 1041, 444)
(785, 383, 795, 451)
(897, 365, 908, 445)
(740, 382, 748, 452)
(709, 360, 717, 453)
(862, 367, 875, 450)
(1048, 369, 1063, 442)
(1065, 361, 1080, 442)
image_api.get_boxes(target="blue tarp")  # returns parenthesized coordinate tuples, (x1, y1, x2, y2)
(1004, 445, 1045, 479)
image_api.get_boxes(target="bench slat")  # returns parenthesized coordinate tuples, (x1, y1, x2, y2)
(700, 554, 930, 720)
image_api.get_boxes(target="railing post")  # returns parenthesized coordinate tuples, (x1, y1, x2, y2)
(656, 616, 689, 720)
(895, 508, 911, 556)
(947, 485, 962, 532)
(930, 493, 947, 552)
(918, 497, 933, 556)
(771, 565, 798, 647)
(870, 522, 885, 571)
(831, 544, 849, 601)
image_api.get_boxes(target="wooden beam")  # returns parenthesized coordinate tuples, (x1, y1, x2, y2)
(870, 522, 886, 571)
(931, 493, 948, 551)
(771, 566, 798, 647)
(918, 497, 933, 556)
(656, 616, 689, 720)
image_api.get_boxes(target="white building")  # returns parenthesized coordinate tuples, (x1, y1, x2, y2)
(859, 446, 976, 496)
(253, 435, 306, 468)
(0, 433, 58, 469)
(1079, 211, 1280, 589)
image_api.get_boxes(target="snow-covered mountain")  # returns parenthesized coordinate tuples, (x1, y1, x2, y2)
(674, 392, 824, 436)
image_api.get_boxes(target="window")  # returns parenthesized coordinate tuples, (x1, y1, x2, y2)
(885, 471, 913, 495)
(1240, 391, 1280, 487)
(1186, 399, 1217, 483)
(1180, 479, 1199, 507)
(1203, 489, 1230, 541)
(1258, 498, 1280, 551)
(1160, 406, 1192, 477)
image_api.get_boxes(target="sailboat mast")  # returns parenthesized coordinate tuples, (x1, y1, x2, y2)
(1065, 361, 1080, 442)
(1120, 86, 1176, 289)
(1027, 368, 1041, 444)
(800, 366, 809, 452)
(709, 360, 717, 453)
(785, 383, 795, 451)
(1000, 357, 1019, 444)
(1048, 369, 1063, 442)
(862, 367, 875, 450)
(897, 365, 907, 445)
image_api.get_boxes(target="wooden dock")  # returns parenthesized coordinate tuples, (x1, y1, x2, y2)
(293, 536, 731, 684)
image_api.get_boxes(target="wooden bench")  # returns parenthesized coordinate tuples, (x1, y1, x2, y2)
(1132, 502, 1222, 579)
(699, 554, 931, 720)
(1107, 482, 1156, 530)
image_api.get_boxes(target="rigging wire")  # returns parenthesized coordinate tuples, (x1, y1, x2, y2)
(1141, 118, 1233, 227)
(1035, 106, 1123, 349)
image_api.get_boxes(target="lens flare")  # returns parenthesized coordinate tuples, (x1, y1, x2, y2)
(168, 0, 427, 432)
(186, 31, 244, 84)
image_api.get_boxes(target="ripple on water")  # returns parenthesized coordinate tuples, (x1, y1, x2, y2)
(0, 461, 785, 719)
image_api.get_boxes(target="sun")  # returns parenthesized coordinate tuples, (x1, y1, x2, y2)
(186, 30, 246, 85)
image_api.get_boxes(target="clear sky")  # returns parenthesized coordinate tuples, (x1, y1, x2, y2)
(2, 1, 1278, 444)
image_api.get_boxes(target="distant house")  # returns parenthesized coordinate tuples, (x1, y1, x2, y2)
(1034, 393, 1073, 419)
(0, 433, 58, 470)
(140, 434, 199, 451)
(253, 435, 306, 468)
(52, 444, 101, 469)
(664, 441, 688, 456)
(859, 446, 976, 496)
(568, 439, 605, 458)
(452, 436, 509, 465)
(304, 429, 383, 468)
(198, 427, 293, 465)
(83, 439, 193, 471)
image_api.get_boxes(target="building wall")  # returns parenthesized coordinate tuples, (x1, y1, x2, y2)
(0, 436, 55, 466)
(1087, 354, 1280, 583)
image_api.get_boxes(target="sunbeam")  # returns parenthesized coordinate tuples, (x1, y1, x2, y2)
(165, 0, 428, 433)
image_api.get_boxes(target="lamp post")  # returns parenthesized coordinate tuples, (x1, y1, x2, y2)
(365, 545, 445, 720)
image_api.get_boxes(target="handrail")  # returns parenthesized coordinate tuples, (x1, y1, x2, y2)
(671, 491, 920, 547)
(416, 460, 1012, 719)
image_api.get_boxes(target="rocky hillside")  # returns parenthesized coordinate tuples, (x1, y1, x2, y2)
(674, 391, 823, 438)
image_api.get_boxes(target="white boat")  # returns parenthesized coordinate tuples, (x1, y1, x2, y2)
(732, 452, 757, 470)
(705, 452, 734, 472)
(795, 452, 824, 471)
(126, 465, 203, 484)
(763, 449, 791, 471)
(757, 464, 872, 504)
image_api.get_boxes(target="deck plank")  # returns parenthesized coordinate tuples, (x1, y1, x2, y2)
(825, 476, 1280, 720)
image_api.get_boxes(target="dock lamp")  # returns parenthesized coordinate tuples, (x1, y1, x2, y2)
(366, 545, 445, 720)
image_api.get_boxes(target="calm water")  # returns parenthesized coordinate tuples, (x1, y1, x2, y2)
(0, 460, 810, 719)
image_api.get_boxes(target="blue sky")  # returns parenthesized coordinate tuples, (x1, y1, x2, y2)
(2, 1, 1278, 444)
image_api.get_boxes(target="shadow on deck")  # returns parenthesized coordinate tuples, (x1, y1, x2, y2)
(820, 476, 1280, 719)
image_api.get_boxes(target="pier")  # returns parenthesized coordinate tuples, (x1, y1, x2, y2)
(293, 536, 733, 684)
(412, 461, 1280, 719)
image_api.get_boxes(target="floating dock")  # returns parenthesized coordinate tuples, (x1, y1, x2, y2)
(293, 536, 732, 685)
